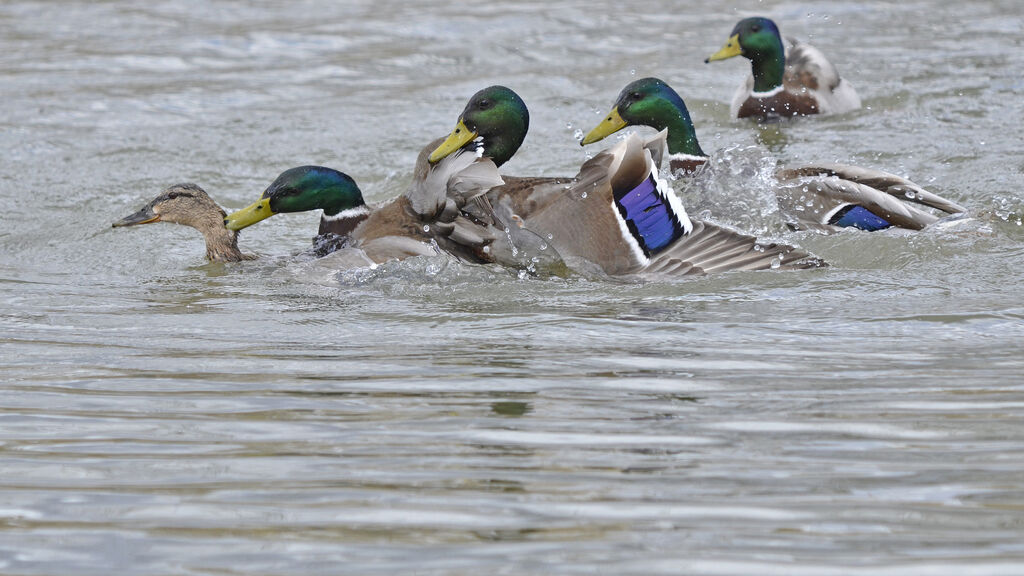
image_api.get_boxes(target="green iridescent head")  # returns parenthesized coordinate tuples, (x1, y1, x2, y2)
(428, 85, 529, 168)
(581, 77, 705, 157)
(224, 166, 365, 231)
(706, 17, 786, 92)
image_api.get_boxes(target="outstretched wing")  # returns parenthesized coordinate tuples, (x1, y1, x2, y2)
(479, 133, 657, 275)
(644, 219, 823, 276)
(468, 131, 824, 277)
(778, 163, 964, 230)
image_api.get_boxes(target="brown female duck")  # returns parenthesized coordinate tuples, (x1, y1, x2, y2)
(113, 183, 253, 262)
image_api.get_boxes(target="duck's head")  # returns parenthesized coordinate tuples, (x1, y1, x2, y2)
(706, 17, 783, 63)
(114, 183, 250, 262)
(581, 77, 705, 158)
(113, 183, 226, 229)
(224, 166, 365, 231)
(428, 85, 529, 168)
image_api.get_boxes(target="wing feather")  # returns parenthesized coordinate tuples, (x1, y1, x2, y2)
(442, 131, 823, 277)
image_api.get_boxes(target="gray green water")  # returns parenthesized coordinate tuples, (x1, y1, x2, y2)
(2, 1, 1024, 574)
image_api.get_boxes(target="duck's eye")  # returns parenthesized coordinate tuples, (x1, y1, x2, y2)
(477, 99, 491, 110)
(751, 25, 761, 32)
(630, 92, 643, 101)
(167, 191, 194, 200)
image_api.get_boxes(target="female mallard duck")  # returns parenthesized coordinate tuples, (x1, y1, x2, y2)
(705, 17, 861, 119)
(222, 148, 504, 268)
(427, 85, 824, 276)
(113, 183, 253, 262)
(581, 77, 965, 232)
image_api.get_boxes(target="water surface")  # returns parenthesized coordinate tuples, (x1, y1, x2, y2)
(2, 1, 1024, 574)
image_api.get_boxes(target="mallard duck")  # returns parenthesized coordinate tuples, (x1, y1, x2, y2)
(223, 148, 505, 267)
(705, 16, 861, 119)
(113, 183, 253, 262)
(581, 77, 965, 232)
(427, 85, 824, 276)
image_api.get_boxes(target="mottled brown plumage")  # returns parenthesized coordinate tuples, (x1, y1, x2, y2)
(113, 183, 253, 263)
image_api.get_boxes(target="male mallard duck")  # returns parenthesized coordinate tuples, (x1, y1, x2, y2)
(427, 85, 824, 276)
(581, 77, 965, 232)
(223, 148, 504, 268)
(705, 16, 861, 119)
(113, 183, 253, 262)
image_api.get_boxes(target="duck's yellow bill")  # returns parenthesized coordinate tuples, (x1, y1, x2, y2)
(580, 107, 627, 146)
(224, 198, 274, 231)
(706, 34, 742, 62)
(428, 119, 477, 163)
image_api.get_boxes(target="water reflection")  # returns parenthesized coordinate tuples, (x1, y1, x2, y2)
(491, 401, 532, 417)
(754, 121, 789, 152)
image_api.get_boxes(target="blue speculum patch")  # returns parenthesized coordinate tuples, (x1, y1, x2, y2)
(829, 205, 891, 231)
(613, 175, 685, 255)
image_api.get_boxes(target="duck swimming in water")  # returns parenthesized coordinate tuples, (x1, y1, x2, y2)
(113, 183, 253, 262)
(581, 77, 965, 232)
(705, 16, 861, 120)
(223, 146, 505, 268)
(427, 85, 824, 276)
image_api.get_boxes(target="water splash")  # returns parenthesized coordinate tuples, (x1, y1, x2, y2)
(671, 144, 787, 236)
(993, 196, 1024, 227)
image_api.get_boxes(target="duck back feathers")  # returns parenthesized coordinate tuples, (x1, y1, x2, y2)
(449, 132, 823, 276)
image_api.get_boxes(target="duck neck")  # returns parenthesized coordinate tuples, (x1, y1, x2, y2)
(320, 192, 366, 218)
(482, 127, 527, 168)
(640, 92, 707, 159)
(665, 118, 707, 159)
(748, 39, 786, 93)
(198, 214, 246, 262)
